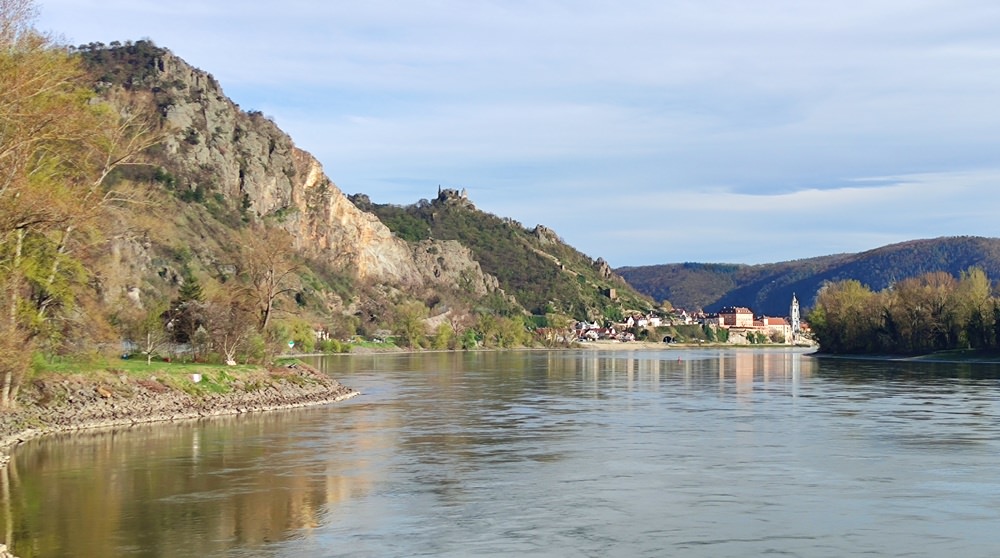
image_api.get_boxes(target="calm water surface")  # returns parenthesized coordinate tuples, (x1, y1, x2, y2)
(4, 349, 1000, 557)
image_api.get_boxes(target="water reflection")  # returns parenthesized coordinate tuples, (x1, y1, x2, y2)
(5, 349, 1000, 557)
(0, 409, 385, 558)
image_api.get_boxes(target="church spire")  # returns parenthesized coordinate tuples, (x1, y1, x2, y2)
(790, 293, 801, 341)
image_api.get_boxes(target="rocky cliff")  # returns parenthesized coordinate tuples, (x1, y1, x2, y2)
(81, 41, 499, 306)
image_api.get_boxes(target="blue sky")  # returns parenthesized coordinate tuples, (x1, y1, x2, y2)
(37, 0, 1000, 266)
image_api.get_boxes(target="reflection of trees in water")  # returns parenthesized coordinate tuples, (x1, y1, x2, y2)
(0, 410, 377, 557)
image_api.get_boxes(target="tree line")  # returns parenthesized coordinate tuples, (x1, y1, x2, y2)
(808, 267, 1000, 354)
(0, 0, 167, 405)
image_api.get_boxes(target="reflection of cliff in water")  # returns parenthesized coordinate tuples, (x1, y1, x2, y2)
(0, 408, 379, 557)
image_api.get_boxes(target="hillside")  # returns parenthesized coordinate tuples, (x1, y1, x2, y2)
(618, 236, 1000, 316)
(67, 41, 513, 337)
(351, 189, 653, 320)
(53, 40, 650, 345)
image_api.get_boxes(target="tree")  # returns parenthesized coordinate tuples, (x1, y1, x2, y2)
(177, 266, 204, 303)
(275, 318, 316, 354)
(169, 267, 208, 353)
(950, 267, 993, 349)
(541, 312, 572, 347)
(0, 1, 159, 405)
(703, 324, 716, 342)
(885, 273, 956, 353)
(431, 322, 454, 350)
(460, 328, 479, 350)
(810, 270, 1000, 355)
(119, 300, 171, 365)
(809, 280, 880, 353)
(477, 314, 528, 348)
(238, 226, 299, 334)
(205, 291, 255, 365)
(394, 301, 428, 348)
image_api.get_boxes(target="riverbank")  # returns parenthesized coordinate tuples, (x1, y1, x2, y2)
(0, 361, 358, 469)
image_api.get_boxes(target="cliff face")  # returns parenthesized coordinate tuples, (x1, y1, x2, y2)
(87, 43, 498, 299)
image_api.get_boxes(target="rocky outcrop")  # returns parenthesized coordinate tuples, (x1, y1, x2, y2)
(289, 154, 420, 283)
(533, 225, 561, 245)
(594, 257, 615, 280)
(101, 45, 499, 295)
(411, 240, 500, 295)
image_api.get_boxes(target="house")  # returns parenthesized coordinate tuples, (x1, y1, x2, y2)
(760, 316, 792, 341)
(718, 306, 754, 328)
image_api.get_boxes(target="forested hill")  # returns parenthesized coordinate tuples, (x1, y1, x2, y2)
(617, 237, 1000, 315)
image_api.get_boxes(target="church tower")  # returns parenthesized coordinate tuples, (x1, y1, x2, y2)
(790, 293, 801, 341)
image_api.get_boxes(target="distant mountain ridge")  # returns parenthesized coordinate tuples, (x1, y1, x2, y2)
(617, 237, 1000, 316)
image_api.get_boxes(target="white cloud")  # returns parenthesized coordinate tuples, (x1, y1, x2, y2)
(35, 0, 1000, 265)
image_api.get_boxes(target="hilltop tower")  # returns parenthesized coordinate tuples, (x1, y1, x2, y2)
(790, 293, 801, 341)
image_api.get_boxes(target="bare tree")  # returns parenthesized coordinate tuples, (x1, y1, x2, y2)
(238, 226, 300, 334)
(118, 300, 171, 365)
(205, 291, 256, 365)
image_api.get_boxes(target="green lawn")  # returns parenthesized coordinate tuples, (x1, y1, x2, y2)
(35, 355, 259, 376)
(28, 355, 286, 397)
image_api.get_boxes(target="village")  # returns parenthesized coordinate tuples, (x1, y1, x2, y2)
(573, 294, 809, 346)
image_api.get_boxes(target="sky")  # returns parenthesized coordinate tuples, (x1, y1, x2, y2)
(34, 0, 1000, 267)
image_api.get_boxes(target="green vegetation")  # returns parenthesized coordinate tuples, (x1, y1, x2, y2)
(0, 1, 164, 407)
(369, 204, 431, 242)
(30, 355, 333, 400)
(362, 194, 653, 320)
(394, 301, 429, 348)
(74, 39, 168, 88)
(809, 267, 1000, 355)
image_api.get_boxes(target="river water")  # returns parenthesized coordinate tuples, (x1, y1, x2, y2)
(4, 349, 1000, 557)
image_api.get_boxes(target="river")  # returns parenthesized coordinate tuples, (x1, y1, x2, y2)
(3, 348, 1000, 557)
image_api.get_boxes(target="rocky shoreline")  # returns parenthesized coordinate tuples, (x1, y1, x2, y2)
(0, 362, 358, 469)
